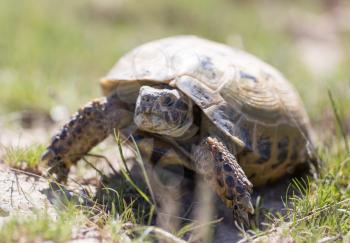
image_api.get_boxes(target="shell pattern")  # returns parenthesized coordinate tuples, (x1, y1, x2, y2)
(100, 36, 316, 186)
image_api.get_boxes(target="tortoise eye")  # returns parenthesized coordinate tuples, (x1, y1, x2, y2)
(163, 96, 174, 106)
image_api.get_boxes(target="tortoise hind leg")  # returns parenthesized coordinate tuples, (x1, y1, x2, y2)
(193, 137, 254, 225)
(42, 93, 133, 182)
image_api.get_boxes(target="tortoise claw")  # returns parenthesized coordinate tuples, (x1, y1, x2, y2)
(41, 149, 55, 163)
(240, 194, 255, 215)
(42, 148, 69, 182)
(233, 208, 251, 229)
(47, 160, 69, 183)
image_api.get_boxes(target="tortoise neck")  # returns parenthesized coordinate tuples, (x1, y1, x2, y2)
(104, 92, 134, 131)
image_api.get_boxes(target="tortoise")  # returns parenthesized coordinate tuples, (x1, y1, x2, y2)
(42, 35, 317, 225)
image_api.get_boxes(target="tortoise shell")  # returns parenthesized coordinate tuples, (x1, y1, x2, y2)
(100, 35, 316, 186)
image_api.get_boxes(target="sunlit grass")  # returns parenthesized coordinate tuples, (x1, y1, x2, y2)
(0, 209, 75, 243)
(0, 195, 159, 243)
(281, 146, 349, 242)
(3, 144, 46, 172)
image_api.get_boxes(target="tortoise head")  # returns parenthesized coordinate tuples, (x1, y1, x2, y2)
(134, 85, 193, 137)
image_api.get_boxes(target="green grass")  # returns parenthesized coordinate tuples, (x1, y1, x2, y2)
(246, 146, 350, 242)
(0, 197, 162, 243)
(3, 144, 46, 172)
(0, 207, 82, 243)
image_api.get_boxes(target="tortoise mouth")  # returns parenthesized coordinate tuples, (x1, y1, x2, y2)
(134, 111, 170, 132)
(134, 109, 192, 137)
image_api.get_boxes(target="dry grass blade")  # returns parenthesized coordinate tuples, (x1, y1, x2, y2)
(114, 130, 132, 176)
(85, 153, 118, 175)
(82, 157, 106, 179)
(122, 223, 187, 243)
(130, 135, 156, 206)
(292, 198, 350, 226)
(240, 198, 350, 242)
(112, 130, 155, 207)
(328, 89, 349, 154)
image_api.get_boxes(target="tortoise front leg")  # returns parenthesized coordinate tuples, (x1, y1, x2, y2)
(41, 92, 133, 182)
(193, 137, 254, 226)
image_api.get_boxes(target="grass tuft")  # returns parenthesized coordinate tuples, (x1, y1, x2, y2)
(2, 144, 46, 172)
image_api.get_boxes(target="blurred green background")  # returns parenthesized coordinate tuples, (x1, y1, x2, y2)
(1, 0, 349, 126)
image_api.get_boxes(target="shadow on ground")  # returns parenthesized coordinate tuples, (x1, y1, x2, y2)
(93, 162, 301, 242)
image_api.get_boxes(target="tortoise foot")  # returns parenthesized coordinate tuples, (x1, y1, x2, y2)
(194, 137, 254, 226)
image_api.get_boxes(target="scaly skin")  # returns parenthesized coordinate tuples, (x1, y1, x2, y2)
(194, 137, 254, 226)
(42, 93, 133, 182)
